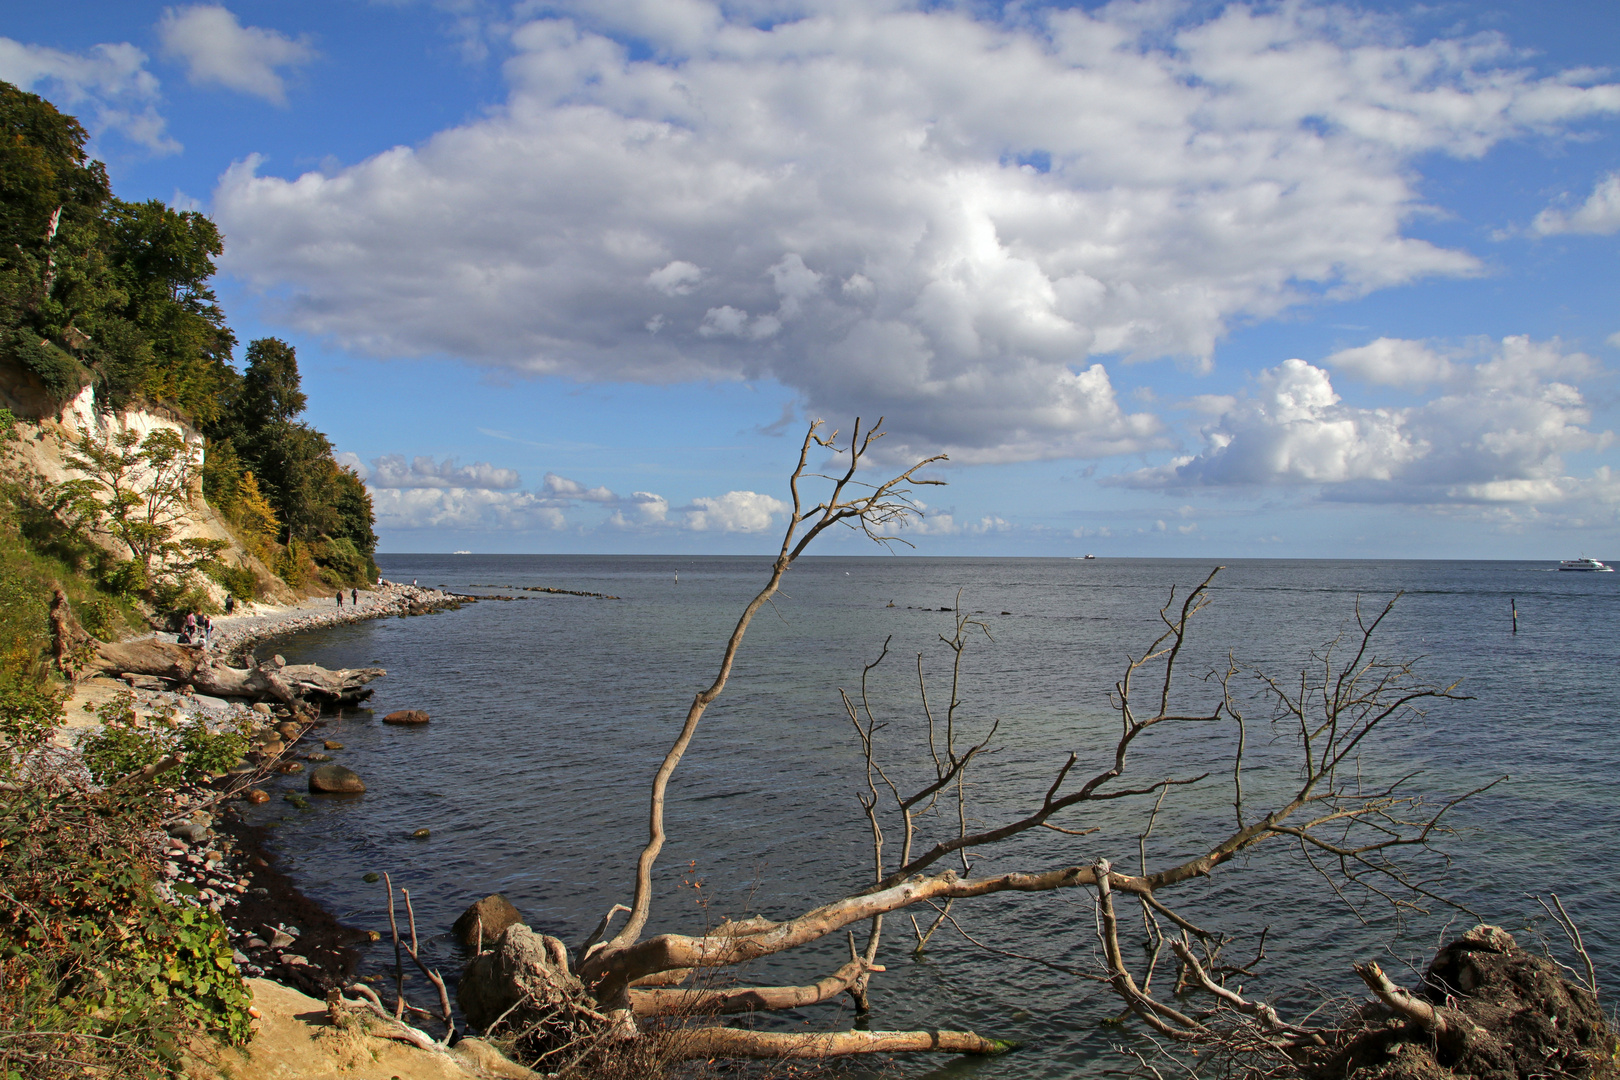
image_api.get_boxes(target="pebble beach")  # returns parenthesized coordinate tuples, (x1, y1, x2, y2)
(69, 580, 471, 1000)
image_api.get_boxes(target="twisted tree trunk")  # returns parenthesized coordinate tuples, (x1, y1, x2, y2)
(91, 638, 384, 705)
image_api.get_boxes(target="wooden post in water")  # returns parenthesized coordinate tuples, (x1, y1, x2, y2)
(1511, 598, 1518, 635)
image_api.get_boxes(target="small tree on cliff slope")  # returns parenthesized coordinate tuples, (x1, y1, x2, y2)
(60, 424, 221, 591)
(348, 418, 1497, 1074)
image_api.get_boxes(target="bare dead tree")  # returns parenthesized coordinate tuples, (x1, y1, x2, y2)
(443, 418, 1488, 1070)
(327, 874, 458, 1056)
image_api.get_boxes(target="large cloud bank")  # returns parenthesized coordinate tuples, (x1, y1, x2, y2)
(1116, 336, 1617, 517)
(214, 1, 1620, 465)
(347, 454, 783, 534)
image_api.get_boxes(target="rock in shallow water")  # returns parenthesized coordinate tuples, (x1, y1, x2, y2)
(383, 709, 430, 725)
(308, 763, 365, 793)
(453, 894, 525, 949)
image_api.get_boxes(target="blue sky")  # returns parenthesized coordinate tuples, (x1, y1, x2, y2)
(6, 1, 1619, 557)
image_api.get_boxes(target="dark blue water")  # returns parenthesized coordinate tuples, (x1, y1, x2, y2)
(248, 556, 1619, 1075)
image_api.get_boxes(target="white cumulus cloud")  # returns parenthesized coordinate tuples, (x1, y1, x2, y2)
(0, 38, 177, 153)
(541, 472, 616, 501)
(1532, 172, 1620, 236)
(684, 490, 789, 532)
(1325, 337, 1456, 388)
(213, 2, 1620, 465)
(369, 454, 522, 490)
(370, 488, 567, 531)
(1117, 337, 1613, 514)
(363, 459, 768, 533)
(158, 5, 315, 105)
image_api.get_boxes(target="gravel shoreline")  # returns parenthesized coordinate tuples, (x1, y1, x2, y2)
(200, 580, 470, 662)
(120, 580, 471, 999)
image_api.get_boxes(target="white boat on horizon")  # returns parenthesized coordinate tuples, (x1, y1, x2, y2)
(1557, 557, 1613, 572)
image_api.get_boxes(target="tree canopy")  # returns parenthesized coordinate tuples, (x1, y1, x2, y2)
(0, 81, 377, 587)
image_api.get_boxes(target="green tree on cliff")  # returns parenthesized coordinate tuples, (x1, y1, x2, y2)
(97, 197, 235, 419)
(0, 81, 111, 402)
(0, 81, 235, 419)
(206, 337, 377, 581)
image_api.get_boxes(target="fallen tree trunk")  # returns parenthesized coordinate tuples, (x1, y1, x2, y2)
(665, 1027, 1014, 1059)
(628, 959, 878, 1017)
(91, 638, 385, 705)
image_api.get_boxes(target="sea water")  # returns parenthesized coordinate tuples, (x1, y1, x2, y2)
(245, 556, 1619, 1076)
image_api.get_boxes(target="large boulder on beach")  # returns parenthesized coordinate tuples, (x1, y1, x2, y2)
(453, 894, 524, 949)
(308, 763, 365, 793)
(383, 709, 430, 725)
(458, 925, 581, 1034)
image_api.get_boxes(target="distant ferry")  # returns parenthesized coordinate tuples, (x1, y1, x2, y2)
(1558, 557, 1613, 572)
(452, 550, 472, 555)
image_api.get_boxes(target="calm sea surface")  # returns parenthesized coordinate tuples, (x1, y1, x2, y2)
(245, 556, 1619, 1076)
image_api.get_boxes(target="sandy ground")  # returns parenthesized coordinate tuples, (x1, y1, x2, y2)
(189, 978, 538, 1080)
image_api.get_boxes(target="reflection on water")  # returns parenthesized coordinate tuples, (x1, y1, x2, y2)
(245, 556, 1619, 1077)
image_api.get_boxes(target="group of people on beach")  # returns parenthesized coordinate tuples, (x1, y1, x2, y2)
(177, 610, 213, 647)
(335, 588, 359, 609)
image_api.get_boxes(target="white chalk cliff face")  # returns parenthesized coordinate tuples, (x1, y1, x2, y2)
(0, 364, 289, 603)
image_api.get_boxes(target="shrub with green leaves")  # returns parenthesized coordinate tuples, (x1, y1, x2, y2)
(1, 685, 251, 1078)
(0, 778, 252, 1079)
(0, 670, 64, 780)
(313, 535, 365, 584)
(151, 576, 216, 622)
(76, 595, 118, 641)
(97, 555, 148, 598)
(2, 328, 87, 403)
(75, 691, 248, 785)
(205, 561, 257, 602)
(272, 538, 307, 588)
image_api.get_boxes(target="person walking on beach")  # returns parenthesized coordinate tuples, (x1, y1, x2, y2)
(202, 614, 213, 648)
(351, 588, 358, 607)
(224, 595, 235, 615)
(336, 591, 344, 609)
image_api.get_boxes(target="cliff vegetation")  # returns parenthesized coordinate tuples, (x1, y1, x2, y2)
(0, 81, 377, 1077)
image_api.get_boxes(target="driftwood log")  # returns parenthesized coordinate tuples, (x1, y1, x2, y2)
(92, 638, 384, 706)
